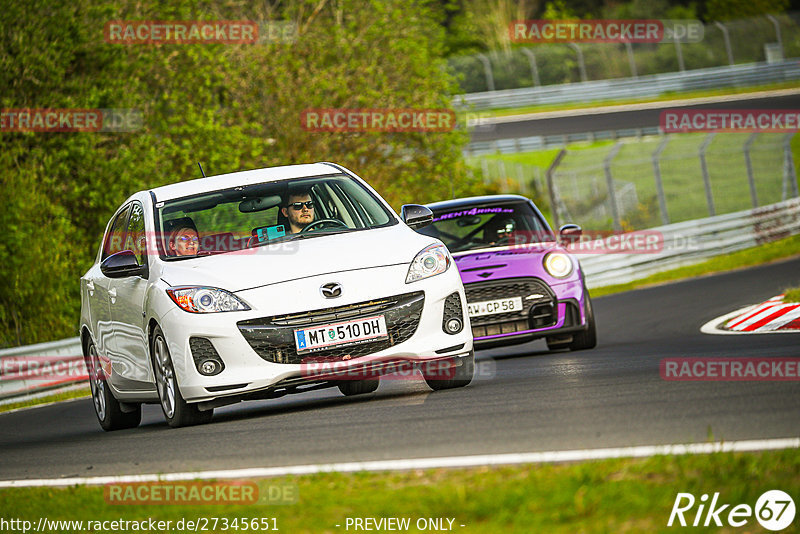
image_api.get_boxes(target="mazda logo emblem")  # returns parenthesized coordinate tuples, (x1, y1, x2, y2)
(320, 282, 342, 298)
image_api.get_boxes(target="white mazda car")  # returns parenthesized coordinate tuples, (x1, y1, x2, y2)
(80, 163, 473, 430)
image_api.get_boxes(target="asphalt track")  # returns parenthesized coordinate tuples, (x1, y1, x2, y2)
(1, 257, 798, 482)
(470, 92, 800, 141)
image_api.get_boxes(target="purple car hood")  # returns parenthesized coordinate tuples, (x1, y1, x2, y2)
(453, 243, 575, 285)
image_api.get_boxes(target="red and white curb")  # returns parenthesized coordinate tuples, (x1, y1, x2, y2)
(702, 295, 800, 335)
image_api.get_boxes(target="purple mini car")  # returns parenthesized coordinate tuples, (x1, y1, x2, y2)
(416, 195, 596, 351)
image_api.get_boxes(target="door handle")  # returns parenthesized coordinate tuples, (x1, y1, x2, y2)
(86, 280, 94, 296)
(109, 288, 117, 303)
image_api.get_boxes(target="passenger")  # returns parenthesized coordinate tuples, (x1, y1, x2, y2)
(169, 224, 199, 256)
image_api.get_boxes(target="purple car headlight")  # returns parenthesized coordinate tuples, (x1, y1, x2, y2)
(543, 252, 573, 278)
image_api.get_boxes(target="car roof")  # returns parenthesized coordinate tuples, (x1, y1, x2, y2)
(149, 162, 343, 202)
(424, 194, 532, 212)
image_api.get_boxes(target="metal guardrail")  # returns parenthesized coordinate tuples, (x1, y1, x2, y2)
(2, 197, 798, 401)
(465, 127, 662, 156)
(579, 197, 800, 287)
(455, 60, 800, 110)
(0, 338, 84, 401)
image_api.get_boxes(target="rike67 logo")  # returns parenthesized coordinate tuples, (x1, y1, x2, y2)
(668, 490, 795, 531)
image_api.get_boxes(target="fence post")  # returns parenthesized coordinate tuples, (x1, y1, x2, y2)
(674, 37, 685, 71)
(516, 164, 527, 194)
(546, 149, 567, 230)
(652, 135, 670, 225)
(481, 158, 490, 185)
(625, 42, 638, 78)
(568, 43, 588, 82)
(498, 159, 508, 193)
(784, 132, 799, 198)
(476, 53, 495, 92)
(534, 166, 544, 194)
(767, 15, 784, 59)
(699, 133, 717, 216)
(743, 133, 759, 207)
(604, 142, 623, 232)
(714, 22, 734, 66)
(519, 48, 541, 87)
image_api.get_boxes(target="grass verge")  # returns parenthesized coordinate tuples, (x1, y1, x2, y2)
(0, 387, 90, 414)
(1, 449, 796, 532)
(783, 287, 800, 303)
(589, 234, 800, 297)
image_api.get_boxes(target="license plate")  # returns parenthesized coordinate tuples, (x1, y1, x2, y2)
(468, 297, 523, 317)
(294, 315, 388, 353)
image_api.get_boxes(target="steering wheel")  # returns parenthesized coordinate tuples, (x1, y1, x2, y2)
(301, 219, 348, 233)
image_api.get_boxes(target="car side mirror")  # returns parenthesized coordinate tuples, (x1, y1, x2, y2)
(101, 250, 147, 279)
(558, 224, 582, 244)
(401, 204, 433, 229)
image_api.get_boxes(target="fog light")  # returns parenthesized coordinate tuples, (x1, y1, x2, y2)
(199, 360, 219, 375)
(445, 318, 463, 334)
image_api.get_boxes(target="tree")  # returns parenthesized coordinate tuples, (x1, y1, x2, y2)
(0, 0, 482, 345)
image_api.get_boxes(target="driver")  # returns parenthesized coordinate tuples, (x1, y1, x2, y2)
(485, 217, 516, 246)
(280, 188, 315, 234)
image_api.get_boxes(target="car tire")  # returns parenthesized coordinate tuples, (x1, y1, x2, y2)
(337, 379, 380, 396)
(424, 351, 475, 391)
(151, 326, 213, 428)
(86, 340, 141, 431)
(568, 286, 597, 351)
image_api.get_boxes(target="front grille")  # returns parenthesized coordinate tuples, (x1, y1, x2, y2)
(238, 292, 424, 364)
(472, 320, 530, 337)
(464, 277, 554, 328)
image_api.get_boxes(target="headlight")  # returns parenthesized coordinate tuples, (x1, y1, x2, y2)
(543, 252, 573, 278)
(406, 244, 451, 283)
(166, 286, 251, 313)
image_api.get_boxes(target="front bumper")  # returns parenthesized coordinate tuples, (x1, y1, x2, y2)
(158, 263, 472, 402)
(465, 276, 587, 348)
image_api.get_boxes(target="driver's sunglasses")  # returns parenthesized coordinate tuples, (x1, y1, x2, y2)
(289, 201, 315, 210)
(177, 235, 199, 244)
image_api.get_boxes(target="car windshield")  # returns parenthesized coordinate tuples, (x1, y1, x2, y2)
(156, 174, 395, 259)
(418, 201, 553, 253)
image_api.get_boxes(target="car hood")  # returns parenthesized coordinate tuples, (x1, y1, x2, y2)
(453, 243, 575, 284)
(158, 225, 435, 292)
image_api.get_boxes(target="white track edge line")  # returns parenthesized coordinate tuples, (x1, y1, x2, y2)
(1, 437, 797, 488)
